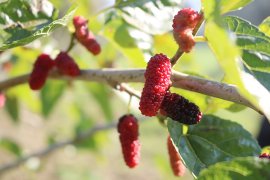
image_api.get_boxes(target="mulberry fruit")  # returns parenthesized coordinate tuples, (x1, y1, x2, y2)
(0, 93, 5, 108)
(55, 52, 80, 77)
(139, 54, 171, 116)
(259, 153, 270, 159)
(29, 54, 55, 90)
(167, 136, 186, 176)
(172, 8, 203, 53)
(160, 91, 202, 125)
(73, 16, 101, 55)
(117, 114, 140, 168)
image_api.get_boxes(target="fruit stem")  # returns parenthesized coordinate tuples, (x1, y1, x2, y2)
(66, 33, 76, 53)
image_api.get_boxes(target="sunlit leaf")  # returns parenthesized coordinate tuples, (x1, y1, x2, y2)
(116, 0, 182, 34)
(220, 0, 253, 14)
(259, 16, 270, 36)
(198, 157, 270, 179)
(203, 0, 270, 120)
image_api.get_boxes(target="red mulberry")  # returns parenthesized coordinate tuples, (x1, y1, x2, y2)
(172, 8, 203, 53)
(0, 93, 5, 108)
(167, 136, 186, 176)
(29, 54, 55, 90)
(160, 91, 202, 125)
(139, 54, 171, 116)
(259, 153, 270, 159)
(117, 114, 140, 168)
(55, 52, 80, 77)
(73, 16, 101, 55)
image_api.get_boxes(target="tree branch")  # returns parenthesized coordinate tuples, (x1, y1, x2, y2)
(0, 68, 260, 113)
(0, 123, 116, 173)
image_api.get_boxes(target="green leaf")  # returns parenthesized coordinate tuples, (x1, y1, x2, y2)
(167, 115, 261, 177)
(224, 16, 270, 92)
(0, 138, 21, 157)
(103, 20, 145, 67)
(114, 0, 175, 8)
(74, 106, 98, 150)
(85, 84, 113, 121)
(0, 5, 76, 50)
(226, 103, 247, 112)
(259, 16, 270, 36)
(203, 1, 270, 120)
(117, 0, 181, 34)
(40, 80, 66, 118)
(4, 95, 19, 122)
(198, 157, 270, 180)
(220, 0, 253, 14)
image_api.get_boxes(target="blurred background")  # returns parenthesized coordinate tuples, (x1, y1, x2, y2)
(0, 0, 269, 179)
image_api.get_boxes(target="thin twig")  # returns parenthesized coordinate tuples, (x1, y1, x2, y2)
(0, 123, 116, 173)
(0, 68, 260, 113)
(66, 33, 76, 53)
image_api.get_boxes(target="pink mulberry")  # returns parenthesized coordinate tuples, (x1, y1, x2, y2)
(172, 8, 203, 53)
(0, 93, 6, 108)
(73, 16, 101, 55)
(167, 136, 186, 176)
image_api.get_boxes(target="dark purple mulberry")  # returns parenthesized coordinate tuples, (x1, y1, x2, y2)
(259, 153, 270, 159)
(160, 91, 202, 125)
(139, 54, 171, 116)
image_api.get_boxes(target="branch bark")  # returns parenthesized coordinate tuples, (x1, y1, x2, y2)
(0, 68, 260, 113)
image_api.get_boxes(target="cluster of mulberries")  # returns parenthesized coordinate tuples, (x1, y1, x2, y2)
(0, 93, 5, 108)
(172, 8, 203, 53)
(117, 114, 141, 168)
(29, 54, 55, 90)
(139, 54, 171, 116)
(167, 136, 186, 177)
(259, 153, 270, 159)
(160, 91, 202, 125)
(73, 16, 101, 55)
(29, 52, 80, 90)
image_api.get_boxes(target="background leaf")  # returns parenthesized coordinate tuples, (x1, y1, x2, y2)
(0, 138, 21, 157)
(198, 157, 270, 180)
(40, 80, 66, 118)
(85, 84, 113, 122)
(203, 0, 270, 120)
(4, 95, 19, 122)
(220, 0, 253, 14)
(167, 115, 261, 177)
(116, 0, 182, 35)
(103, 20, 145, 67)
(0, 5, 76, 50)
